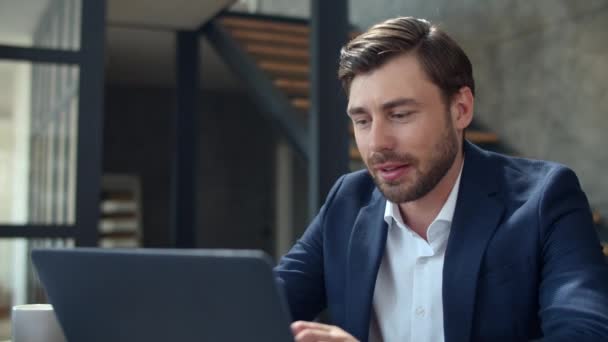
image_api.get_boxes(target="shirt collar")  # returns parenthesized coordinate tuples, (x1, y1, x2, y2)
(384, 160, 464, 228)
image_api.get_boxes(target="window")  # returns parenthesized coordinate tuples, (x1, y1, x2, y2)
(0, 0, 105, 339)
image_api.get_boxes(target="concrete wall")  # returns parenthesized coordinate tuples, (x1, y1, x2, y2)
(471, 6, 608, 214)
(104, 86, 276, 252)
(252, 0, 608, 217)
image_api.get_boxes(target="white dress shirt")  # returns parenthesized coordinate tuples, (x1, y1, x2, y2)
(369, 165, 463, 342)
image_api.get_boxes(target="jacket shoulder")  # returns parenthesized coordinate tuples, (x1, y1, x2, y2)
(483, 150, 578, 197)
(333, 169, 378, 204)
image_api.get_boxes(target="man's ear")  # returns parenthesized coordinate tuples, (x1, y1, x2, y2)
(450, 86, 474, 130)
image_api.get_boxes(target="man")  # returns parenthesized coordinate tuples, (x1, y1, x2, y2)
(275, 16, 608, 342)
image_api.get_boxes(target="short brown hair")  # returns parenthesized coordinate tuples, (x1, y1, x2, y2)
(338, 17, 475, 104)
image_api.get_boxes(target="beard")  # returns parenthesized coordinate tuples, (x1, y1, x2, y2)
(367, 119, 458, 203)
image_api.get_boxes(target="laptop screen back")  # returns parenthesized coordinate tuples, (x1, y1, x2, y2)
(32, 248, 293, 342)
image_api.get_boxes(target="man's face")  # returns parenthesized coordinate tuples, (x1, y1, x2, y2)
(347, 53, 461, 203)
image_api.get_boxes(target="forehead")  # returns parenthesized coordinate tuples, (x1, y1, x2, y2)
(347, 53, 441, 109)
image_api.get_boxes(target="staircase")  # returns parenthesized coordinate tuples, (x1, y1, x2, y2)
(219, 13, 501, 166)
(215, 12, 606, 247)
(99, 174, 143, 248)
(220, 15, 310, 112)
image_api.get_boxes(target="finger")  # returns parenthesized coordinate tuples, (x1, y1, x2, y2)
(291, 321, 332, 334)
(294, 328, 332, 342)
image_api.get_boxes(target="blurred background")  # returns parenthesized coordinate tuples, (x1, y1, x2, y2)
(1, 0, 607, 338)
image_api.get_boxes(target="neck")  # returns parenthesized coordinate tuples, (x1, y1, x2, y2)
(399, 149, 464, 240)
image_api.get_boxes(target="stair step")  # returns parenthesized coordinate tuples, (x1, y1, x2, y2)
(221, 16, 309, 35)
(349, 146, 360, 160)
(291, 98, 309, 110)
(464, 131, 499, 144)
(227, 28, 308, 47)
(275, 78, 309, 94)
(259, 61, 308, 76)
(243, 43, 309, 60)
(593, 210, 602, 225)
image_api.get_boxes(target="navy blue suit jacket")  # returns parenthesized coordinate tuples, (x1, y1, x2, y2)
(275, 141, 608, 341)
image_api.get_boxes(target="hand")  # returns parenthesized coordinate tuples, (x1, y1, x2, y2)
(291, 321, 359, 342)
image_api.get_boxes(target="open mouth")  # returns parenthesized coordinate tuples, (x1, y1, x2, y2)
(376, 164, 410, 182)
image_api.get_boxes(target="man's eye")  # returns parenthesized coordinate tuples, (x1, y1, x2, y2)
(354, 119, 369, 126)
(391, 112, 411, 119)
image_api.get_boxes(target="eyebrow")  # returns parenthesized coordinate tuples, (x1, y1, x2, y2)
(347, 97, 421, 116)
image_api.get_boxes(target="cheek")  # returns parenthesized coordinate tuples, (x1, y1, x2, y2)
(353, 132, 368, 152)
(393, 125, 427, 150)
(354, 134, 373, 169)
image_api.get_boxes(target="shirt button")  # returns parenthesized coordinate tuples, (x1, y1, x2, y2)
(415, 306, 425, 317)
(417, 258, 427, 265)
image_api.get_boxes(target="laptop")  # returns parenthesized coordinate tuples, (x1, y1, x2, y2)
(31, 248, 294, 342)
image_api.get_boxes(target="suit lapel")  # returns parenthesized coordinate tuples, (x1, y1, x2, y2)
(345, 190, 388, 342)
(442, 142, 505, 342)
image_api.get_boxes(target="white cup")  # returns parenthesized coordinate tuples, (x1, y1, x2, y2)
(11, 304, 66, 342)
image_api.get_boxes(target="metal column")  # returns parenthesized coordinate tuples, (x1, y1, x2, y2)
(308, 0, 350, 217)
(171, 31, 201, 248)
(75, 0, 106, 246)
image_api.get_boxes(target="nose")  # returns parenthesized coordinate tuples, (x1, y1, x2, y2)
(368, 118, 395, 152)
